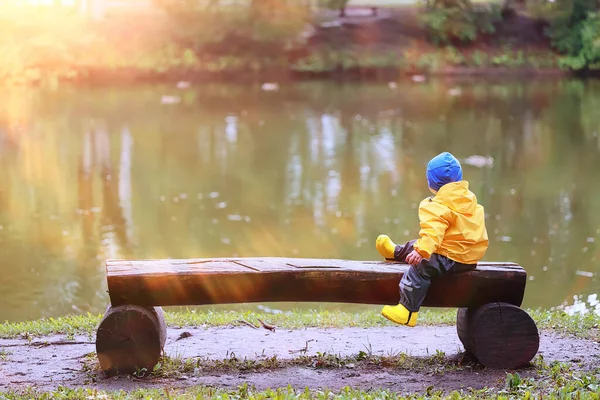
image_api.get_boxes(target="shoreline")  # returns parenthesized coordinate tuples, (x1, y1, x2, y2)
(14, 65, 572, 88)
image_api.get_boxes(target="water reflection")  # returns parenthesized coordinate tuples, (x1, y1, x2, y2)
(0, 79, 600, 321)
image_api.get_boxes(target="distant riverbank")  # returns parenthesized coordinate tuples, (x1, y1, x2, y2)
(0, 3, 571, 86)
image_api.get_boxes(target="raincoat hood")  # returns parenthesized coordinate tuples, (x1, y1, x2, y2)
(433, 181, 477, 215)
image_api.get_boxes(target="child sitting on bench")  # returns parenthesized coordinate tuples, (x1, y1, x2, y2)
(376, 152, 489, 327)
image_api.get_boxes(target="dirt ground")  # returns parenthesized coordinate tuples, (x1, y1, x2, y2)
(1, 326, 599, 393)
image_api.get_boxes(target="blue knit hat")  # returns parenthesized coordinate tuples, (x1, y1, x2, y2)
(426, 152, 463, 191)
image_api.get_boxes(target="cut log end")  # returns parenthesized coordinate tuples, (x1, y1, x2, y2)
(96, 305, 166, 375)
(456, 303, 539, 369)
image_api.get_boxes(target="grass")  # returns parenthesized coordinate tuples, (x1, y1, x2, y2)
(0, 349, 10, 361)
(0, 308, 456, 339)
(4, 359, 600, 399)
(1, 308, 599, 340)
(78, 347, 454, 379)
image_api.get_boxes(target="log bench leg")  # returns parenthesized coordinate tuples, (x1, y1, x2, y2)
(96, 305, 166, 375)
(456, 302, 539, 369)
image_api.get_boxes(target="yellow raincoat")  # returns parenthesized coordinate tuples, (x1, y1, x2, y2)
(413, 180, 488, 264)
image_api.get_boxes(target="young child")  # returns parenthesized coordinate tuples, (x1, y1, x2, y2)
(376, 152, 488, 327)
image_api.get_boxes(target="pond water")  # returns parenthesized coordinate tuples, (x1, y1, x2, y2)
(1, 78, 600, 322)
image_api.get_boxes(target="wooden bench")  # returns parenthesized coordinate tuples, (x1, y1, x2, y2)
(96, 258, 539, 375)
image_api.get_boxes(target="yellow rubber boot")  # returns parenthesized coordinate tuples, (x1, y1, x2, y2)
(376, 235, 397, 260)
(381, 304, 418, 327)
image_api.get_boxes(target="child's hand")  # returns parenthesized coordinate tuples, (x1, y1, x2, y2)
(405, 250, 423, 266)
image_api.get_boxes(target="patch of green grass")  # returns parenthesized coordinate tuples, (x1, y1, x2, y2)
(0, 313, 101, 340)
(166, 308, 457, 330)
(136, 348, 459, 379)
(5, 360, 600, 399)
(0, 349, 10, 361)
(0, 308, 453, 339)
(530, 308, 600, 340)
(1, 308, 599, 340)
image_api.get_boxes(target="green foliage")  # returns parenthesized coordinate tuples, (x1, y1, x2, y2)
(416, 52, 443, 70)
(153, 0, 311, 62)
(545, 0, 600, 70)
(419, 0, 502, 45)
(491, 49, 526, 67)
(444, 46, 467, 65)
(470, 50, 489, 66)
(0, 11, 97, 84)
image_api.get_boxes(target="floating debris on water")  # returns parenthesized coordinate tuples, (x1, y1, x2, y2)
(176, 81, 191, 89)
(227, 214, 243, 221)
(209, 192, 220, 199)
(529, 276, 535, 281)
(543, 266, 548, 271)
(261, 82, 279, 91)
(510, 189, 517, 195)
(221, 238, 231, 245)
(587, 237, 596, 243)
(217, 202, 227, 209)
(463, 155, 494, 168)
(411, 75, 426, 83)
(448, 87, 462, 97)
(499, 236, 512, 242)
(388, 82, 397, 89)
(179, 193, 188, 200)
(320, 20, 342, 28)
(160, 95, 181, 104)
(575, 270, 594, 278)
(257, 304, 284, 314)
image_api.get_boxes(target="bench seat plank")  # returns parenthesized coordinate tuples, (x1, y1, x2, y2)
(106, 257, 527, 307)
(106, 258, 526, 308)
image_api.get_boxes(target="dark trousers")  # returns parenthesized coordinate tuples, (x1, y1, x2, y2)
(393, 240, 475, 312)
